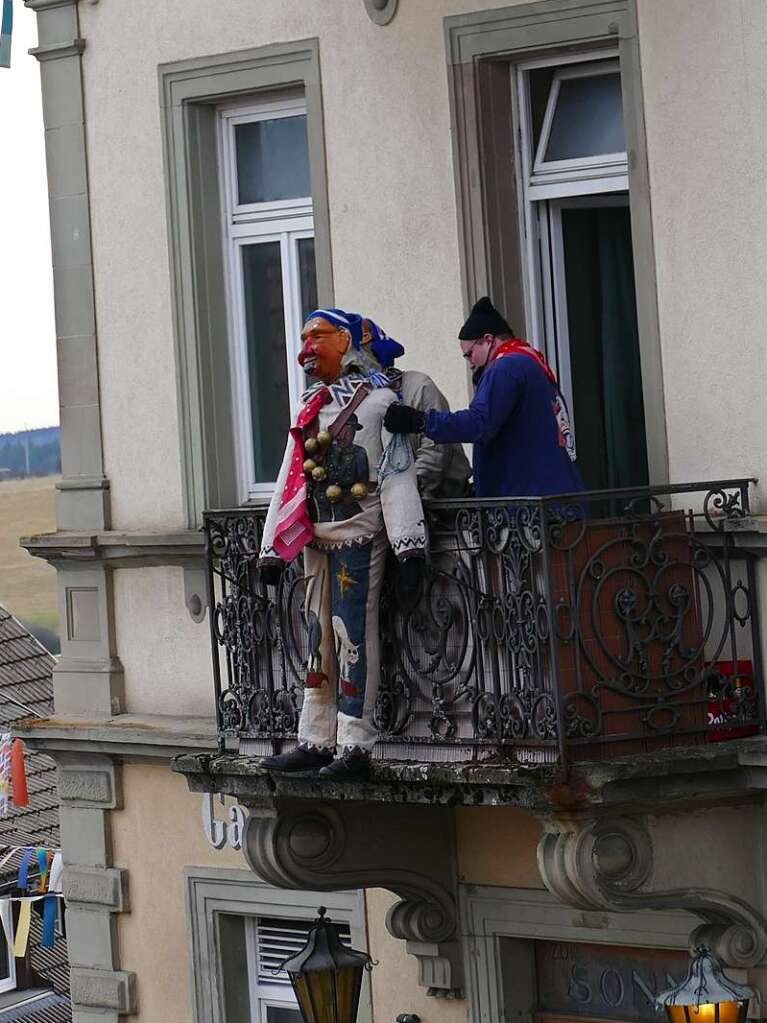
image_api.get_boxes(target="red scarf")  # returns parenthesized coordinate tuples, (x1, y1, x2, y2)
(272, 386, 331, 561)
(489, 337, 557, 386)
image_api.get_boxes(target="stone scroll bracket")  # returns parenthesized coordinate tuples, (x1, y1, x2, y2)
(537, 810, 767, 970)
(243, 798, 463, 996)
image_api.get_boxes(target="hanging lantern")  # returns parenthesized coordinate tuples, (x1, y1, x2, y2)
(283, 907, 372, 1023)
(656, 947, 754, 1023)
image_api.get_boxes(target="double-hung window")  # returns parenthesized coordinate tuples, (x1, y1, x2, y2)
(219, 97, 318, 502)
(516, 51, 649, 492)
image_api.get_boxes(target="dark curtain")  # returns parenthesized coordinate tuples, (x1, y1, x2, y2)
(563, 205, 649, 492)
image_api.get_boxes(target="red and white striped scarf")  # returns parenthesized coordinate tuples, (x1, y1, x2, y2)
(272, 386, 332, 562)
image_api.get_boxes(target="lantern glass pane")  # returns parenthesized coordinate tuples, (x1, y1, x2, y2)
(306, 967, 338, 1023)
(333, 965, 364, 1023)
(289, 974, 320, 1023)
(666, 1001, 747, 1023)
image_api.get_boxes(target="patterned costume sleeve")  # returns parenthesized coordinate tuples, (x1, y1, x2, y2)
(258, 440, 294, 565)
(378, 392, 427, 560)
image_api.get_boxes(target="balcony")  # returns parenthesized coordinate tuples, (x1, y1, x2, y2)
(203, 479, 763, 772)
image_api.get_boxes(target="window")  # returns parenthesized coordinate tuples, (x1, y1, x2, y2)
(446, 0, 667, 488)
(517, 51, 648, 491)
(219, 97, 319, 501)
(219, 914, 353, 1023)
(185, 869, 369, 1023)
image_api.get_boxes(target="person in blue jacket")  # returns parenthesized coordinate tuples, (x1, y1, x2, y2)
(383, 297, 584, 499)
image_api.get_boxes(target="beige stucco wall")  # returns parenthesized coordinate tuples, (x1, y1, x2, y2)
(112, 566, 212, 715)
(456, 806, 544, 888)
(636, 0, 767, 500)
(79, 0, 525, 531)
(111, 764, 244, 1023)
(79, 0, 767, 529)
(111, 763, 468, 1023)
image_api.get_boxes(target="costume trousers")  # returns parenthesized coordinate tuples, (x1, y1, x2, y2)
(298, 532, 388, 753)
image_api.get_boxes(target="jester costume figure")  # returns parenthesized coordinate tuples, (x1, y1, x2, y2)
(257, 309, 426, 781)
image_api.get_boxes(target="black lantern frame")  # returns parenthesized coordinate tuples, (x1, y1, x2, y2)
(282, 907, 372, 1023)
(657, 946, 754, 1023)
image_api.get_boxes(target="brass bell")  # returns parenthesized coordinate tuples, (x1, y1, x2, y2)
(326, 484, 343, 502)
(316, 429, 332, 447)
(350, 482, 368, 500)
(304, 437, 319, 454)
(303, 458, 316, 474)
(311, 465, 327, 482)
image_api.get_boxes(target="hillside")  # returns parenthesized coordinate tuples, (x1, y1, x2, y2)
(0, 476, 58, 649)
(0, 426, 61, 478)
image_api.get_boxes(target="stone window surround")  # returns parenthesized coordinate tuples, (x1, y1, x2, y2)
(159, 40, 334, 529)
(461, 884, 694, 1021)
(445, 0, 669, 485)
(185, 868, 371, 1023)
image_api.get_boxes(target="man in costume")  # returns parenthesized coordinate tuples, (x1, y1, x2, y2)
(362, 318, 471, 498)
(383, 296, 584, 499)
(257, 308, 426, 781)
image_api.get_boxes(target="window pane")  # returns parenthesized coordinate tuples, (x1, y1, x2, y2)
(265, 1008, 303, 1023)
(236, 116, 311, 204)
(242, 242, 291, 484)
(219, 915, 251, 1023)
(297, 237, 318, 322)
(544, 72, 625, 162)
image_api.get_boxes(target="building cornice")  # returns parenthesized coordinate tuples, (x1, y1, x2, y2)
(21, 529, 205, 566)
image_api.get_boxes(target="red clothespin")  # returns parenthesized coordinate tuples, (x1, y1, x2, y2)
(10, 740, 28, 807)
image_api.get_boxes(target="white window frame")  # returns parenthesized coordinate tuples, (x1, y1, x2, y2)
(514, 50, 630, 394)
(0, 900, 16, 994)
(518, 50, 627, 203)
(244, 918, 299, 1022)
(218, 96, 315, 503)
(185, 869, 370, 1023)
(532, 58, 625, 180)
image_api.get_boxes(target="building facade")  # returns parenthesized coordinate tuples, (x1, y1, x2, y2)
(17, 0, 767, 1021)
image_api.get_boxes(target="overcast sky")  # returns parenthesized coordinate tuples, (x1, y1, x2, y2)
(0, 3, 58, 435)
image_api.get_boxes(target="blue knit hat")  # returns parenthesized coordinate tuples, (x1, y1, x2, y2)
(305, 308, 363, 349)
(365, 319, 405, 368)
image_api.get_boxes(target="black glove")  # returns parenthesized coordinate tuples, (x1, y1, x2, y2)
(258, 561, 284, 587)
(396, 555, 426, 610)
(384, 403, 426, 435)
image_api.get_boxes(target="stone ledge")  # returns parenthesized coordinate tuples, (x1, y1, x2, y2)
(14, 713, 220, 760)
(173, 735, 767, 813)
(20, 528, 204, 566)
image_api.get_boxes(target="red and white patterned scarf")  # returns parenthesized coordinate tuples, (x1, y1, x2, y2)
(272, 386, 332, 562)
(489, 337, 557, 385)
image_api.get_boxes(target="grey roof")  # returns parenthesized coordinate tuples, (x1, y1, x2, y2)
(0, 991, 70, 1023)
(0, 606, 59, 868)
(0, 607, 69, 1015)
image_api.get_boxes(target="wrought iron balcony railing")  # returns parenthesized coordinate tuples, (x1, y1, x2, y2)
(204, 479, 763, 769)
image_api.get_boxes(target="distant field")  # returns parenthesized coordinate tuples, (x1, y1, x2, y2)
(0, 476, 58, 631)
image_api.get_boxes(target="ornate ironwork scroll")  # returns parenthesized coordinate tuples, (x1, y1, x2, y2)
(204, 479, 763, 766)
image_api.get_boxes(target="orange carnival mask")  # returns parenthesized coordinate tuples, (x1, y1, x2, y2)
(298, 316, 351, 384)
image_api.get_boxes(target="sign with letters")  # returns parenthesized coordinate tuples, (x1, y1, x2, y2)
(535, 941, 688, 1023)
(201, 793, 246, 851)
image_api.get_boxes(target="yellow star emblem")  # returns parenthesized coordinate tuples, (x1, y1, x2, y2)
(336, 563, 358, 598)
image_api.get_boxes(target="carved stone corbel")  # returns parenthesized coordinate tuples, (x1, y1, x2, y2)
(538, 814, 767, 968)
(243, 799, 462, 995)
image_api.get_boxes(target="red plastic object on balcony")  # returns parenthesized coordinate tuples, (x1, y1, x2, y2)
(706, 659, 759, 742)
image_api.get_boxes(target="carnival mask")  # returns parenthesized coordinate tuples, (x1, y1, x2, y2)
(298, 316, 351, 383)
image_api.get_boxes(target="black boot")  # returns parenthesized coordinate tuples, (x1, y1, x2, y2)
(260, 745, 334, 774)
(318, 749, 371, 782)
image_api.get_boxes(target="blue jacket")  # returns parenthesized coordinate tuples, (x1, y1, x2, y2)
(424, 353, 584, 499)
